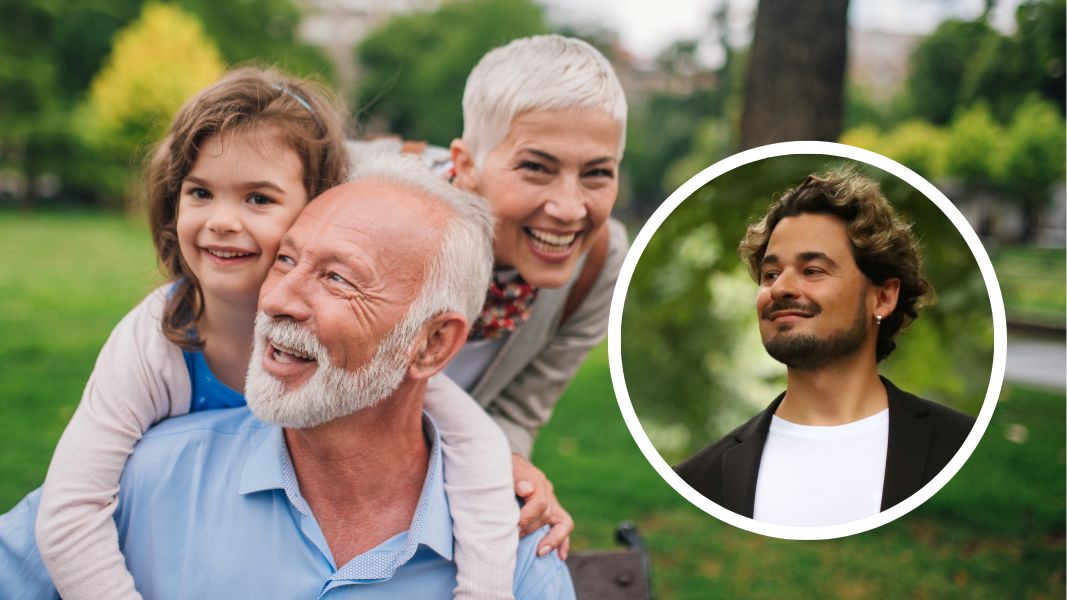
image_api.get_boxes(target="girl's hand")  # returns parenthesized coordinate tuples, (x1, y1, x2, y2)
(512, 454, 574, 560)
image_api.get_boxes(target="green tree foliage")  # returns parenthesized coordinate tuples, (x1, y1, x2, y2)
(963, 33, 1038, 123)
(0, 0, 328, 207)
(845, 83, 895, 130)
(902, 1, 1064, 127)
(49, 1, 145, 102)
(621, 156, 994, 462)
(627, 40, 736, 217)
(662, 118, 734, 193)
(636, 5, 745, 218)
(838, 124, 882, 154)
(354, 0, 547, 145)
(842, 95, 1065, 242)
(1015, 0, 1066, 112)
(0, 0, 150, 206)
(999, 96, 1067, 236)
(81, 2, 224, 201)
(845, 100, 1064, 192)
(964, 0, 1066, 121)
(879, 120, 949, 179)
(0, 0, 64, 206)
(180, 0, 333, 78)
(44, 0, 330, 99)
(945, 104, 1003, 183)
(905, 19, 998, 125)
(840, 121, 948, 180)
(1000, 97, 1067, 191)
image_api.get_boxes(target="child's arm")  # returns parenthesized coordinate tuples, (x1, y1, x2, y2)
(482, 219, 628, 559)
(483, 219, 627, 460)
(35, 286, 191, 600)
(425, 373, 519, 600)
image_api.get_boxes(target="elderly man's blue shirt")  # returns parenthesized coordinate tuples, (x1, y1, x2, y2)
(0, 407, 573, 599)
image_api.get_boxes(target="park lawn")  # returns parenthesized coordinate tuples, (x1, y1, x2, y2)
(0, 211, 162, 505)
(536, 347, 1065, 598)
(1, 211, 1064, 597)
(987, 246, 1066, 327)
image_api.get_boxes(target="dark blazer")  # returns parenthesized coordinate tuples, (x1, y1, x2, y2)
(674, 377, 976, 518)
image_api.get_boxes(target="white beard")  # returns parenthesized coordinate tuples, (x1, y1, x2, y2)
(245, 312, 420, 429)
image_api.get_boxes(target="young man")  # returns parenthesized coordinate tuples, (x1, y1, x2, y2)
(675, 170, 975, 527)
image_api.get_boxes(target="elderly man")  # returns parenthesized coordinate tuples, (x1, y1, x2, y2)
(0, 154, 574, 598)
(676, 170, 975, 527)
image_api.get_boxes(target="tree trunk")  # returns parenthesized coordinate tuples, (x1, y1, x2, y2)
(739, 0, 851, 150)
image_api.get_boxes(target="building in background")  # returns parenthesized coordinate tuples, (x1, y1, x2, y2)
(848, 28, 922, 101)
(297, 0, 439, 97)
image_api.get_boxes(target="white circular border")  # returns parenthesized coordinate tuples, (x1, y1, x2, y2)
(608, 141, 1007, 540)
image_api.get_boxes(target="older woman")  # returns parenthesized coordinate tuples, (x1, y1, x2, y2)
(447, 34, 628, 561)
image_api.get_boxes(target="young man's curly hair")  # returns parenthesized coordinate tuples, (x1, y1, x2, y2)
(738, 169, 933, 361)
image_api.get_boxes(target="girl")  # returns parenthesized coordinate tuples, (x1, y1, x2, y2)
(35, 67, 517, 600)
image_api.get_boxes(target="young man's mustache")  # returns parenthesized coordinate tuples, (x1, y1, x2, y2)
(761, 300, 822, 320)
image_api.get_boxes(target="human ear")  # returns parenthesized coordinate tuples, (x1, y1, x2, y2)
(872, 278, 901, 322)
(449, 139, 478, 193)
(408, 312, 469, 380)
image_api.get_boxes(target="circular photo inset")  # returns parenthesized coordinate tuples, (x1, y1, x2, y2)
(609, 141, 1006, 540)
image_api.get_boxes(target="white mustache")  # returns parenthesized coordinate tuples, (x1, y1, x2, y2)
(255, 313, 326, 363)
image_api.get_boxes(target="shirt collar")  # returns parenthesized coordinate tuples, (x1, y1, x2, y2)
(415, 415, 453, 560)
(237, 421, 285, 496)
(237, 413, 453, 569)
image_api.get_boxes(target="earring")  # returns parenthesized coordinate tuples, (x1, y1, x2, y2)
(874, 314, 883, 325)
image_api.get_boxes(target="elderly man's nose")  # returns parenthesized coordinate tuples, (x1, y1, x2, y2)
(260, 272, 311, 321)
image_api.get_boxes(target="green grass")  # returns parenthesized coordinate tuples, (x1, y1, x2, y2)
(1, 211, 1064, 597)
(988, 246, 1066, 326)
(0, 211, 162, 504)
(537, 348, 1065, 598)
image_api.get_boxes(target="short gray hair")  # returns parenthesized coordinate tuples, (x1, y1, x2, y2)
(461, 34, 628, 166)
(348, 152, 494, 328)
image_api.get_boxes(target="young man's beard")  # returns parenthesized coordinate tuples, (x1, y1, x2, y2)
(762, 301, 870, 371)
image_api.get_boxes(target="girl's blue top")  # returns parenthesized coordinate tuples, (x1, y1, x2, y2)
(182, 350, 247, 412)
(167, 279, 248, 412)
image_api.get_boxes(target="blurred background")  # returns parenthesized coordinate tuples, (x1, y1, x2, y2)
(1, 0, 1063, 597)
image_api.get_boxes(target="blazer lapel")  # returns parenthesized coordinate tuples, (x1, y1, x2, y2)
(881, 377, 933, 510)
(470, 247, 591, 404)
(720, 394, 783, 517)
(469, 284, 569, 405)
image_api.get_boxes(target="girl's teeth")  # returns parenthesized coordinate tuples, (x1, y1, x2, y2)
(207, 249, 252, 258)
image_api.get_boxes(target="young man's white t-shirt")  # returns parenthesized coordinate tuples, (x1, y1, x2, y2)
(752, 409, 889, 526)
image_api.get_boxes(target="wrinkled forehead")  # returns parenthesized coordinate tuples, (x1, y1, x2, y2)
(287, 178, 448, 276)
